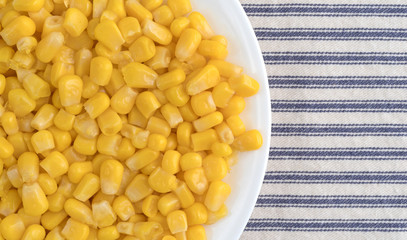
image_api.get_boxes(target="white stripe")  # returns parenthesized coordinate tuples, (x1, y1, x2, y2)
(241, 0, 407, 4)
(271, 89, 407, 100)
(241, 231, 407, 240)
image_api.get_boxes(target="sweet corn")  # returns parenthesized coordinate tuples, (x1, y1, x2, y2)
(191, 129, 218, 151)
(67, 161, 93, 183)
(97, 226, 120, 240)
(212, 82, 235, 108)
(113, 195, 135, 221)
(142, 194, 159, 218)
(58, 75, 83, 107)
(17, 152, 39, 183)
(170, 17, 189, 38)
(95, 20, 124, 51)
(129, 36, 156, 62)
(73, 113, 100, 139)
(185, 202, 208, 226)
(92, 200, 117, 228)
(122, 62, 158, 88)
(21, 224, 45, 240)
(175, 28, 201, 61)
(186, 225, 206, 240)
(30, 104, 58, 130)
(40, 151, 68, 178)
(125, 174, 153, 202)
(36, 32, 65, 63)
(226, 115, 245, 137)
(126, 148, 159, 171)
(1, 111, 18, 135)
(142, 19, 173, 45)
(45, 226, 65, 240)
(208, 59, 243, 78)
(12, 0, 44, 11)
(232, 129, 263, 151)
(8, 89, 36, 117)
(133, 221, 163, 239)
(167, 210, 187, 234)
(146, 117, 171, 138)
(198, 40, 228, 60)
(167, 0, 192, 17)
(110, 86, 138, 114)
(178, 102, 198, 122)
(203, 154, 228, 181)
(22, 182, 49, 216)
(89, 57, 113, 86)
(0, 74, 5, 94)
(220, 95, 246, 118)
(41, 210, 67, 230)
(118, 17, 142, 44)
(38, 173, 58, 195)
(116, 221, 135, 235)
(204, 180, 231, 212)
(193, 111, 223, 132)
(186, 64, 220, 96)
(180, 152, 202, 171)
(54, 109, 75, 131)
(97, 108, 123, 135)
(125, 0, 153, 22)
(228, 74, 260, 98)
(100, 159, 123, 195)
(64, 198, 95, 227)
(184, 167, 208, 195)
(153, 5, 174, 27)
(73, 173, 100, 202)
(166, 133, 178, 151)
(31, 130, 55, 153)
(6, 164, 22, 188)
(1, 16, 36, 46)
(96, 133, 121, 156)
(148, 167, 177, 193)
(0, 214, 25, 240)
(0, 188, 21, 216)
(83, 92, 110, 119)
(22, 73, 51, 101)
(61, 218, 90, 240)
(140, 0, 162, 11)
(188, 11, 214, 39)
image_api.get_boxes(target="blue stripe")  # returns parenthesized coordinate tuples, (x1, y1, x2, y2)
(263, 52, 407, 65)
(271, 124, 407, 136)
(245, 218, 407, 232)
(255, 28, 407, 41)
(256, 195, 407, 208)
(269, 76, 407, 89)
(242, 4, 407, 17)
(270, 100, 407, 113)
(264, 171, 407, 184)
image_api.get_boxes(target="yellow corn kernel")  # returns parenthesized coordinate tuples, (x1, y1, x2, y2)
(7, 164, 24, 188)
(157, 193, 180, 216)
(184, 202, 207, 226)
(125, 0, 153, 22)
(191, 128, 218, 151)
(156, 68, 186, 91)
(64, 198, 95, 227)
(82, 77, 99, 99)
(58, 75, 83, 107)
(22, 74, 50, 101)
(204, 154, 228, 181)
(17, 152, 39, 183)
(73, 113, 100, 139)
(220, 95, 246, 118)
(94, 42, 118, 60)
(9, 51, 35, 70)
(139, 152, 161, 175)
(211, 35, 228, 47)
(121, 123, 141, 139)
(29, 8, 52, 33)
(226, 115, 245, 137)
(186, 65, 220, 96)
(16, 209, 40, 230)
(126, 148, 159, 171)
(2, 10, 21, 27)
(135, 91, 161, 118)
(16, 37, 38, 55)
(0, 189, 21, 215)
(90, 57, 113, 86)
(41, 210, 67, 230)
(70, 0, 92, 17)
(212, 82, 235, 108)
(53, 45, 75, 64)
(166, 210, 187, 234)
(177, 102, 197, 123)
(183, 167, 208, 195)
(1, 16, 36, 46)
(228, 74, 260, 98)
(0, 46, 14, 74)
(133, 222, 163, 239)
(215, 122, 234, 144)
(73, 49, 91, 77)
(113, 195, 135, 221)
(0, 214, 25, 240)
(170, 17, 189, 38)
(125, 174, 153, 202)
(204, 181, 231, 212)
(95, 20, 124, 51)
(97, 226, 119, 240)
(50, 62, 74, 88)
(153, 5, 174, 27)
(163, 133, 177, 151)
(208, 60, 243, 78)
(186, 225, 206, 240)
(180, 152, 202, 171)
(8, 131, 27, 156)
(193, 111, 223, 132)
(175, 28, 201, 61)
(83, 92, 110, 119)
(61, 218, 90, 240)
(0, 74, 5, 94)
(146, 117, 171, 139)
(96, 133, 121, 156)
(73, 173, 100, 202)
(99, 159, 123, 195)
(54, 109, 75, 131)
(16, 113, 33, 133)
(210, 141, 232, 157)
(129, 36, 156, 63)
(142, 19, 172, 45)
(232, 129, 263, 151)
(13, 0, 44, 11)
(97, 108, 123, 135)
(115, 137, 135, 160)
(142, 195, 159, 218)
(164, 84, 189, 107)
(36, 31, 65, 63)
(56, 175, 76, 198)
(122, 62, 158, 88)
(48, 127, 71, 152)
(188, 11, 213, 39)
(116, 221, 135, 235)
(146, 46, 171, 70)
(105, 0, 125, 18)
(92, 200, 117, 228)
(149, 167, 177, 193)
(175, 122, 191, 147)
(160, 104, 182, 129)
(206, 203, 227, 225)
(63, 8, 88, 37)
(67, 161, 93, 184)
(117, 18, 141, 45)
(161, 150, 181, 175)
(198, 40, 228, 60)
(92, 0, 107, 18)
(22, 182, 49, 216)
(40, 151, 68, 178)
(0, 170, 12, 196)
(38, 173, 57, 195)
(21, 224, 45, 240)
(46, 191, 65, 212)
(167, 0, 192, 17)
(41, 15, 64, 37)
(146, 133, 166, 152)
(0, 137, 14, 158)
(92, 191, 115, 205)
(163, 236, 177, 240)
(131, 129, 149, 149)
(91, 154, 110, 176)
(45, 226, 65, 240)
(31, 104, 57, 130)
(140, 0, 162, 11)
(65, 29, 94, 50)
(1, 111, 18, 135)
(110, 86, 138, 115)
(31, 130, 55, 154)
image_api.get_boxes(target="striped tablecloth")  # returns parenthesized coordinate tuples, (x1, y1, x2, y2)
(240, 0, 407, 239)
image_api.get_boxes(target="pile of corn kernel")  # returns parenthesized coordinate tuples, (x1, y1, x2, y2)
(0, 0, 263, 239)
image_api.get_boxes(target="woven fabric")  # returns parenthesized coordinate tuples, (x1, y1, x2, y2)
(240, 0, 407, 239)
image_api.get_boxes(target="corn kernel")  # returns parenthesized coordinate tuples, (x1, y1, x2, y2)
(97, 108, 123, 135)
(2, 10, 20, 27)
(232, 129, 263, 151)
(156, 69, 185, 91)
(73, 113, 100, 139)
(125, 174, 153, 202)
(64, 198, 95, 227)
(140, 0, 162, 11)
(203, 154, 228, 181)
(142, 19, 173, 45)
(21, 224, 45, 240)
(164, 84, 190, 107)
(228, 74, 259, 98)
(63, 8, 88, 37)
(41, 210, 67, 230)
(118, 17, 142, 44)
(204, 180, 231, 212)
(6, 164, 22, 188)
(1, 111, 18, 135)
(167, 0, 191, 17)
(61, 218, 90, 240)
(208, 59, 243, 78)
(110, 85, 138, 115)
(175, 28, 201, 61)
(122, 62, 158, 88)
(113, 195, 135, 221)
(188, 11, 213, 39)
(186, 225, 206, 240)
(31, 130, 55, 154)
(36, 32, 65, 63)
(89, 56, 113, 86)
(206, 203, 227, 225)
(31, 104, 58, 130)
(125, 0, 153, 22)
(129, 36, 156, 62)
(95, 20, 124, 51)
(142, 194, 159, 218)
(97, 226, 119, 240)
(184, 167, 208, 195)
(1, 16, 36, 46)
(10, 51, 36, 70)
(178, 102, 197, 122)
(153, 5, 174, 27)
(0, 214, 25, 240)
(96, 133, 121, 156)
(184, 202, 207, 226)
(83, 92, 110, 119)
(38, 173, 58, 195)
(0, 188, 21, 216)
(180, 152, 202, 171)
(58, 75, 83, 107)
(22, 182, 49, 216)
(73, 173, 100, 202)
(126, 148, 159, 171)
(100, 159, 123, 195)
(219, 95, 245, 118)
(45, 226, 65, 240)
(186, 65, 220, 96)
(68, 161, 93, 183)
(198, 40, 228, 60)
(212, 82, 235, 108)
(54, 109, 75, 131)
(166, 210, 187, 234)
(92, 200, 117, 228)
(193, 111, 223, 132)
(8, 89, 36, 117)
(40, 151, 68, 178)
(116, 221, 135, 235)
(191, 128, 218, 151)
(148, 167, 177, 193)
(146, 46, 171, 70)
(17, 152, 39, 183)
(92, 0, 108, 18)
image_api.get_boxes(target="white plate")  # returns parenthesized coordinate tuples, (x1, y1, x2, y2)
(189, 0, 271, 239)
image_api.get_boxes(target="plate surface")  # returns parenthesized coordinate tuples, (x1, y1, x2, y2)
(189, 0, 271, 239)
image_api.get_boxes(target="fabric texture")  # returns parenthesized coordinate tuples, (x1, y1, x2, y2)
(239, 0, 407, 239)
